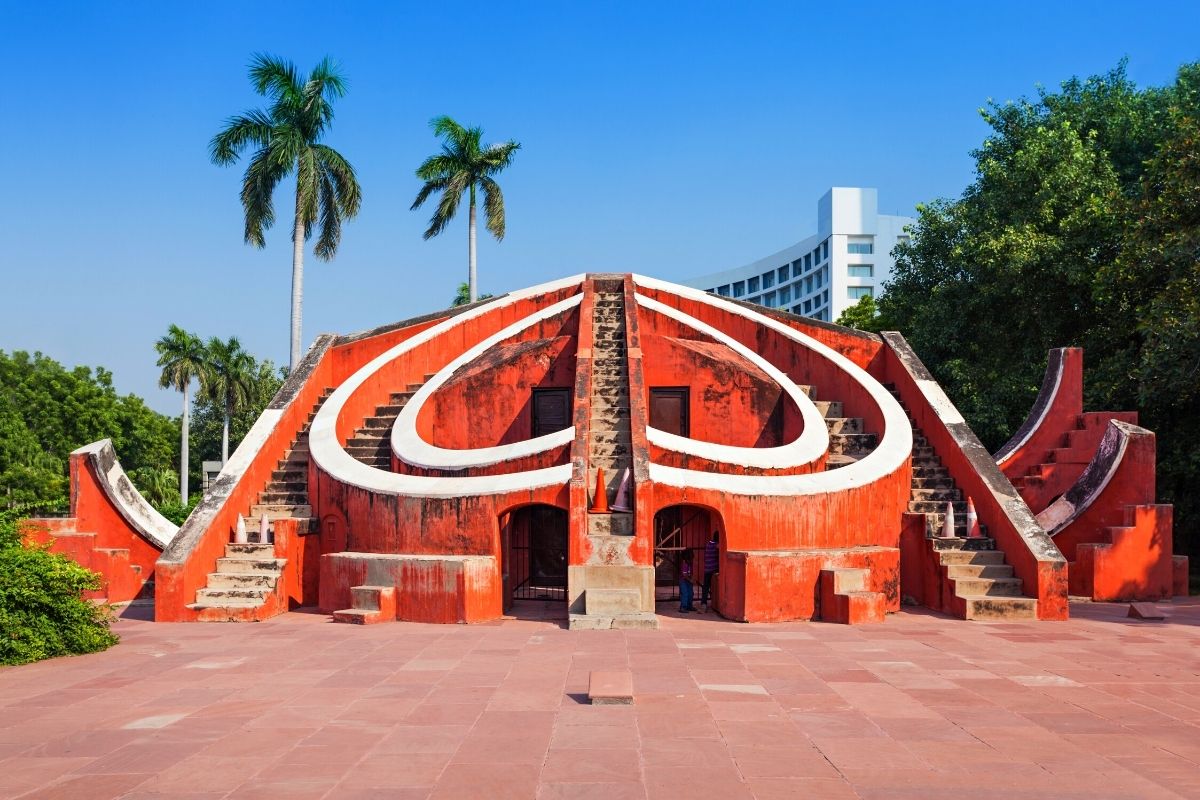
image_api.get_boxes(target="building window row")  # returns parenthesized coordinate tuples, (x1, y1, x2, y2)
(847, 264, 873, 278)
(848, 286, 873, 301)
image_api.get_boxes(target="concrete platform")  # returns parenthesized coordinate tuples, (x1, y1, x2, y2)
(0, 599, 1198, 798)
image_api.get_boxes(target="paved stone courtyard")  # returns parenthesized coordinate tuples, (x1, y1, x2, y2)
(1, 599, 1199, 800)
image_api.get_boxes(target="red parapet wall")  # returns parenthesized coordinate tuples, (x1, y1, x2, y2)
(27, 440, 174, 604)
(1037, 421, 1184, 601)
(318, 552, 501, 623)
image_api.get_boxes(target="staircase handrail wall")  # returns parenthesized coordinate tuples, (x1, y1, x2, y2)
(994, 348, 1083, 476)
(155, 334, 340, 620)
(880, 332, 1068, 620)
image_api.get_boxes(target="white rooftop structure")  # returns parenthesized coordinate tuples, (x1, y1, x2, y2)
(684, 188, 914, 323)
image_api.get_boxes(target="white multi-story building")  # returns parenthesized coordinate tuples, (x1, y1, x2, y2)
(684, 187, 913, 322)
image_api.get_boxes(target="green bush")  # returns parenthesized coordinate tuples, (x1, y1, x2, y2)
(0, 511, 119, 666)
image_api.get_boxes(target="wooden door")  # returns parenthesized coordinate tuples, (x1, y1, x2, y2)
(532, 389, 571, 437)
(650, 388, 689, 437)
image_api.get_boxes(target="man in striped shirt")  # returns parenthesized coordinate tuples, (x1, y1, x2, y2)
(702, 531, 720, 612)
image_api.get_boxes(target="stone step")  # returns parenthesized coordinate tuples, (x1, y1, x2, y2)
(226, 543, 274, 558)
(215, 556, 287, 574)
(590, 431, 632, 445)
(945, 563, 1015, 579)
(569, 612, 659, 630)
(910, 488, 962, 503)
(195, 586, 270, 602)
(187, 600, 264, 611)
(271, 469, 306, 482)
(937, 549, 1007, 566)
(813, 400, 844, 418)
(963, 596, 1038, 621)
(389, 391, 416, 404)
(829, 433, 877, 455)
(825, 417, 863, 435)
(589, 443, 631, 459)
(586, 588, 642, 616)
(363, 416, 396, 430)
(826, 454, 859, 469)
(207, 572, 280, 589)
(249, 504, 312, 519)
(351, 430, 388, 442)
(258, 491, 308, 505)
(929, 536, 995, 552)
(265, 479, 307, 493)
(588, 513, 633, 536)
(912, 476, 954, 489)
(911, 500, 968, 515)
(954, 576, 1023, 597)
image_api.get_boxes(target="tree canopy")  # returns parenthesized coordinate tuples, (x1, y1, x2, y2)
(877, 60, 1200, 560)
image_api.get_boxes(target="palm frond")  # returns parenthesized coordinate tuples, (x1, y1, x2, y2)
(155, 325, 207, 393)
(423, 174, 470, 239)
(415, 153, 461, 182)
(429, 115, 467, 142)
(480, 176, 506, 240)
(209, 110, 273, 165)
(313, 144, 361, 218)
(250, 53, 302, 102)
(314, 170, 341, 260)
(482, 140, 522, 175)
(241, 148, 284, 247)
(411, 177, 449, 211)
(294, 147, 320, 240)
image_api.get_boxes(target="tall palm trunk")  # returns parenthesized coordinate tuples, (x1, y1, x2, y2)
(221, 400, 231, 465)
(290, 190, 306, 372)
(180, 385, 190, 505)
(468, 183, 477, 303)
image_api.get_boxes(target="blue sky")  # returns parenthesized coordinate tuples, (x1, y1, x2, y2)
(2, 1, 1197, 415)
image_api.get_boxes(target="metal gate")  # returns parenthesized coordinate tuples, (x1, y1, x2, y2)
(509, 505, 568, 601)
(654, 506, 709, 601)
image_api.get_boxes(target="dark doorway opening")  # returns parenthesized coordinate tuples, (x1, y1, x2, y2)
(504, 505, 568, 602)
(653, 505, 712, 601)
(650, 388, 690, 436)
(532, 388, 572, 438)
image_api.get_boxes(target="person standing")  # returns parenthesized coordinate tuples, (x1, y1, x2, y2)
(702, 531, 720, 612)
(679, 553, 695, 613)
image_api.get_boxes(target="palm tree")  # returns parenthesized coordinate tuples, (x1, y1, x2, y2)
(451, 281, 494, 307)
(412, 116, 520, 304)
(210, 54, 362, 372)
(155, 325, 207, 505)
(202, 336, 256, 464)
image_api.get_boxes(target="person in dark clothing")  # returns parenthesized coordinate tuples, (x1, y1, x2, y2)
(702, 531, 720, 611)
(679, 553, 695, 612)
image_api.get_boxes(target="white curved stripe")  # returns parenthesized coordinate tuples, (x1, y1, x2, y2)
(392, 295, 581, 469)
(631, 274, 912, 496)
(309, 274, 584, 497)
(636, 294, 828, 468)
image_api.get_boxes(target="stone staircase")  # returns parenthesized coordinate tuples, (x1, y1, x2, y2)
(571, 283, 656, 630)
(344, 375, 433, 469)
(188, 543, 286, 619)
(333, 585, 397, 624)
(818, 567, 886, 624)
(188, 389, 331, 618)
(802, 384, 877, 469)
(886, 385, 1037, 621)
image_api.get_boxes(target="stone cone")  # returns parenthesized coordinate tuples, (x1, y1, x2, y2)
(260, 513, 271, 544)
(965, 497, 981, 538)
(611, 468, 633, 512)
(234, 514, 248, 544)
(941, 500, 956, 538)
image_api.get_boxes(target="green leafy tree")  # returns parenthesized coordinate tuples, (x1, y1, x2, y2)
(155, 325, 207, 505)
(210, 54, 362, 372)
(190, 357, 286, 486)
(0, 509, 119, 665)
(202, 336, 255, 464)
(877, 60, 1200, 559)
(835, 295, 887, 332)
(412, 116, 520, 304)
(451, 281, 494, 307)
(0, 351, 176, 508)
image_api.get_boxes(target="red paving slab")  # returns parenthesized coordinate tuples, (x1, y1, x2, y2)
(0, 599, 1199, 799)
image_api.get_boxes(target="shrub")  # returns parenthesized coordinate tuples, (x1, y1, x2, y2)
(0, 510, 119, 666)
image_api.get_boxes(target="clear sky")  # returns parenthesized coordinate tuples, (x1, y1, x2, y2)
(3, 1, 1197, 415)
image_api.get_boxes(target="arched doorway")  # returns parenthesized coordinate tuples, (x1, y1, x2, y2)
(654, 505, 719, 603)
(501, 505, 568, 604)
